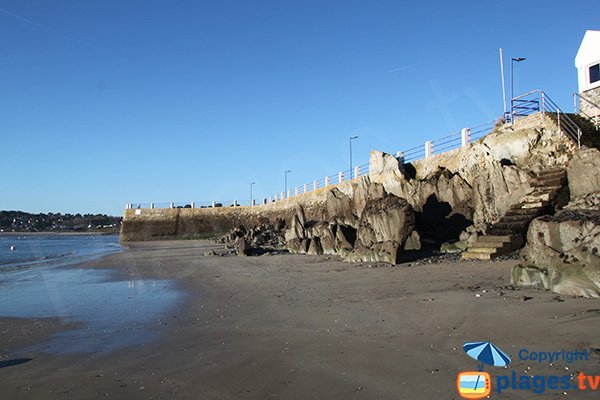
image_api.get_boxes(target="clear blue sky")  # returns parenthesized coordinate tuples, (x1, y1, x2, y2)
(1, 1, 598, 216)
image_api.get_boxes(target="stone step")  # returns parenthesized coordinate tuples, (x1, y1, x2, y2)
(519, 192, 553, 203)
(536, 169, 566, 177)
(478, 235, 523, 248)
(500, 215, 534, 224)
(469, 241, 509, 250)
(478, 235, 513, 243)
(531, 177, 567, 187)
(463, 251, 494, 260)
(506, 207, 543, 216)
(520, 200, 551, 209)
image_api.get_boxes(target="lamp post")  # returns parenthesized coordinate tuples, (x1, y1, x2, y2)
(510, 57, 526, 122)
(250, 182, 255, 206)
(284, 170, 291, 198)
(349, 135, 358, 179)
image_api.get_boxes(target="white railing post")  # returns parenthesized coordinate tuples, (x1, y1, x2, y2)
(191, 202, 195, 209)
(281, 191, 285, 200)
(396, 151, 405, 164)
(313, 180, 318, 191)
(354, 165, 360, 178)
(169, 202, 174, 209)
(461, 128, 471, 147)
(425, 141, 433, 158)
(338, 171, 344, 182)
(212, 201, 216, 208)
(304, 183, 309, 193)
(262, 198, 267, 205)
(252, 199, 257, 206)
(234, 200, 238, 206)
(325, 176, 331, 186)
(150, 202, 154, 209)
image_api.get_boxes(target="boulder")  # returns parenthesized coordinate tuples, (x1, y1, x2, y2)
(512, 210, 600, 298)
(335, 224, 356, 256)
(236, 237, 251, 256)
(284, 205, 307, 243)
(352, 177, 387, 219)
(287, 238, 310, 254)
(326, 188, 356, 225)
(346, 194, 415, 264)
(568, 148, 600, 199)
(306, 222, 337, 255)
(307, 237, 323, 256)
(403, 230, 421, 251)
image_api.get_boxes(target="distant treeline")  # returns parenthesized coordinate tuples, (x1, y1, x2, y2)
(0, 210, 122, 233)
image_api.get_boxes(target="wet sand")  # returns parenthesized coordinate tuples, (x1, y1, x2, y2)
(1, 240, 599, 399)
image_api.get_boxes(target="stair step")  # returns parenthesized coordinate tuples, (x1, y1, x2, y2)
(500, 215, 534, 223)
(520, 201, 550, 209)
(469, 241, 509, 249)
(478, 235, 514, 243)
(536, 169, 566, 177)
(532, 177, 567, 187)
(519, 193, 552, 203)
(463, 251, 494, 260)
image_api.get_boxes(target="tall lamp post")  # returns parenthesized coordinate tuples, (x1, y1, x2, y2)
(284, 170, 291, 198)
(250, 181, 255, 206)
(510, 57, 526, 122)
(349, 135, 359, 179)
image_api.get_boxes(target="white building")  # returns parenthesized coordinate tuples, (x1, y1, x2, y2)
(575, 30, 600, 112)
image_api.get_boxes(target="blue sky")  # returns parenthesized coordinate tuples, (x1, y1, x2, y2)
(1, 1, 598, 216)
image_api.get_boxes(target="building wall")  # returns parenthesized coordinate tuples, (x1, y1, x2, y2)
(580, 86, 600, 116)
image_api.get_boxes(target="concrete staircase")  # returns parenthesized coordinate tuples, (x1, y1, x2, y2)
(463, 168, 567, 260)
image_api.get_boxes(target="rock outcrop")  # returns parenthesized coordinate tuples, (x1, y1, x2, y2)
(511, 210, 600, 298)
(567, 148, 600, 199)
(345, 194, 415, 264)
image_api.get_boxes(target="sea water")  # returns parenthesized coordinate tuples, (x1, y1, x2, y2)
(0, 234, 182, 355)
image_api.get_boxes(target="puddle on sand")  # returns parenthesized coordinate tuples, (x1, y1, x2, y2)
(0, 267, 182, 356)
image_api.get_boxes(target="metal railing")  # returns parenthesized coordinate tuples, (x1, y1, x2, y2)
(127, 118, 500, 210)
(574, 92, 600, 130)
(511, 90, 582, 147)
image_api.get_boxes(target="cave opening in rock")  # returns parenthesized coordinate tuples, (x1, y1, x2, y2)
(415, 194, 472, 250)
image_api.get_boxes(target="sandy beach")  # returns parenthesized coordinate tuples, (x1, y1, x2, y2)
(1, 240, 599, 399)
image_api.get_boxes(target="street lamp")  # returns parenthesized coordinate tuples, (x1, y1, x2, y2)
(284, 170, 291, 198)
(349, 136, 359, 179)
(250, 182, 255, 206)
(510, 57, 526, 122)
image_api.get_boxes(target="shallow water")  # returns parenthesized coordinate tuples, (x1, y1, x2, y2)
(0, 235, 183, 355)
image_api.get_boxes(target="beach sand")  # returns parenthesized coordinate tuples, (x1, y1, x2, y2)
(1, 240, 599, 399)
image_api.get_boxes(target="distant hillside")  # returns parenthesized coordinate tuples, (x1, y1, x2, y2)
(0, 211, 121, 233)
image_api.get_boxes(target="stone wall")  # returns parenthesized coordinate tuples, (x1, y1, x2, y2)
(580, 86, 600, 116)
(120, 185, 337, 241)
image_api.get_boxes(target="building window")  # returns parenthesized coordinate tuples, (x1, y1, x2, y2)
(590, 63, 600, 84)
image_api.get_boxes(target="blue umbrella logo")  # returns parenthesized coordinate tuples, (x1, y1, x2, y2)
(463, 341, 511, 371)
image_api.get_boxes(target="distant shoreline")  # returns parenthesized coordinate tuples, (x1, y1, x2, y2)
(0, 231, 119, 236)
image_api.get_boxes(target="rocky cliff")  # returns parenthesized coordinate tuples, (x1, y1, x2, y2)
(512, 147, 600, 297)
(122, 113, 579, 263)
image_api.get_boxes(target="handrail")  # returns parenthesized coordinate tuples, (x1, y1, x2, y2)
(511, 90, 582, 148)
(574, 92, 600, 130)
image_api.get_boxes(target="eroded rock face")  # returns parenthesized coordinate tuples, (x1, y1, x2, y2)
(326, 188, 356, 226)
(346, 194, 415, 264)
(512, 210, 600, 298)
(568, 148, 600, 199)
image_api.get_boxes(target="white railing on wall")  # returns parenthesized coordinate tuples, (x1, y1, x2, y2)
(126, 118, 498, 210)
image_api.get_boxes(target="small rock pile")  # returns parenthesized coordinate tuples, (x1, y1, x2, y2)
(218, 220, 286, 256)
